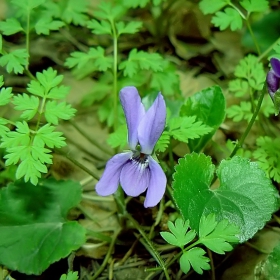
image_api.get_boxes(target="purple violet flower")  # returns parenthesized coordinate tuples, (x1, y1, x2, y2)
(96, 86, 167, 208)
(267, 57, 280, 100)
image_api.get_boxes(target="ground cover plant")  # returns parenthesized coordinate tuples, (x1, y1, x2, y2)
(0, 0, 280, 279)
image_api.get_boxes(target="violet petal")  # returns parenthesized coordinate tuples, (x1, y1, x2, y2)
(271, 58, 280, 78)
(138, 93, 166, 154)
(267, 70, 280, 99)
(120, 159, 150, 196)
(144, 156, 167, 208)
(95, 152, 132, 196)
(120, 86, 145, 150)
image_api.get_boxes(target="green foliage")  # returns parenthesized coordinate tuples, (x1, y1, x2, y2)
(0, 179, 86, 275)
(240, 0, 269, 13)
(35, 17, 65, 35)
(65, 47, 113, 72)
(255, 242, 280, 279)
(227, 101, 252, 122)
(172, 153, 278, 242)
(122, 0, 150, 8)
(199, 0, 270, 31)
(212, 8, 242, 31)
(180, 247, 210, 275)
(180, 86, 226, 152)
(154, 131, 170, 153)
(0, 18, 23, 35)
(119, 49, 164, 77)
(107, 124, 128, 149)
(160, 218, 196, 248)
(198, 214, 239, 254)
(233, 55, 266, 91)
(0, 49, 29, 74)
(199, 0, 228, 14)
(253, 136, 280, 183)
(58, 0, 89, 26)
(60, 271, 79, 280)
(160, 215, 239, 275)
(168, 116, 212, 143)
(0, 70, 75, 185)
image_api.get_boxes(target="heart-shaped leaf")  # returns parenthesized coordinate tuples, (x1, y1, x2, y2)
(173, 153, 278, 242)
(0, 179, 86, 275)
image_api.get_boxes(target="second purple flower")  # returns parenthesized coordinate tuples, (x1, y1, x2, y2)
(96, 86, 167, 208)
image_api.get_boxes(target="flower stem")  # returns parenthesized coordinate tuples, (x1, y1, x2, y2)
(125, 213, 171, 280)
(110, 19, 119, 131)
(54, 148, 100, 180)
(25, 10, 30, 71)
(246, 20, 261, 56)
(229, 86, 266, 158)
(68, 120, 112, 156)
(258, 37, 280, 61)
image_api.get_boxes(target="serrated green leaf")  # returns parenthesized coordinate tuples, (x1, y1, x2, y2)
(173, 153, 278, 242)
(199, 0, 229, 14)
(0, 179, 86, 274)
(234, 54, 266, 90)
(87, 19, 112, 35)
(94, 2, 126, 20)
(31, 145, 52, 164)
(160, 218, 196, 247)
(0, 87, 13, 106)
(36, 68, 63, 91)
(27, 80, 45, 97)
(107, 124, 128, 149)
(0, 121, 30, 149)
(0, 49, 28, 74)
(65, 47, 113, 72)
(229, 79, 249, 97)
(47, 85, 70, 99)
(11, 0, 46, 14)
(150, 62, 180, 96)
(34, 123, 66, 148)
(154, 131, 170, 153)
(253, 136, 280, 183)
(227, 101, 252, 122)
(0, 118, 9, 136)
(0, 18, 23, 35)
(169, 116, 212, 143)
(199, 214, 239, 254)
(59, 0, 88, 26)
(240, 0, 269, 13)
(4, 145, 30, 166)
(119, 49, 164, 77)
(16, 153, 47, 185)
(180, 85, 225, 152)
(116, 21, 142, 35)
(180, 248, 210, 274)
(13, 94, 39, 120)
(44, 100, 76, 125)
(35, 17, 64, 35)
(212, 7, 243, 31)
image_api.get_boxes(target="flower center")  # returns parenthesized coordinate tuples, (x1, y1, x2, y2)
(131, 151, 149, 166)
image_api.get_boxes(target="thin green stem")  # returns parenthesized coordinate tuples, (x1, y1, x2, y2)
(259, 37, 280, 61)
(246, 20, 261, 56)
(25, 11, 30, 70)
(54, 148, 100, 180)
(125, 214, 171, 280)
(110, 19, 119, 131)
(229, 86, 266, 158)
(68, 120, 112, 156)
(90, 228, 121, 280)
